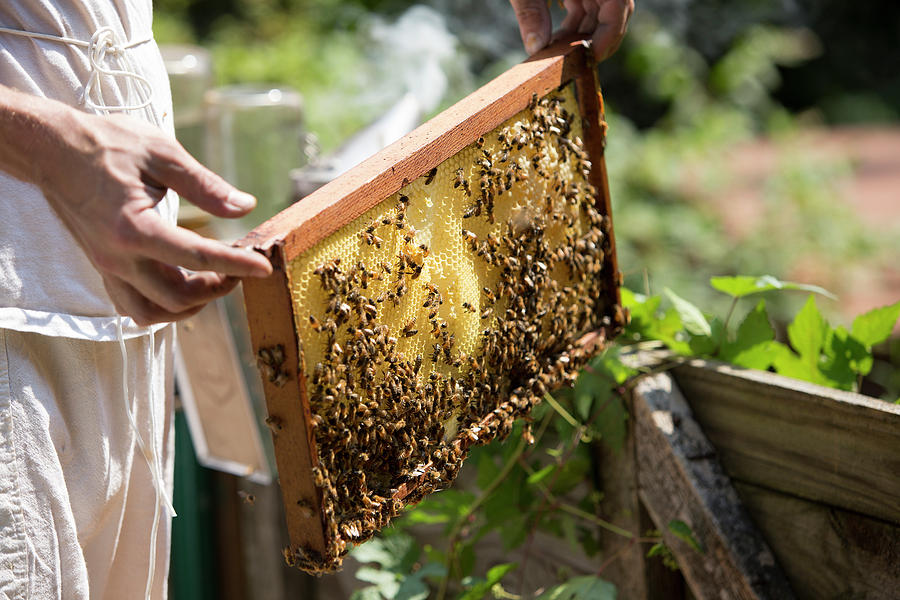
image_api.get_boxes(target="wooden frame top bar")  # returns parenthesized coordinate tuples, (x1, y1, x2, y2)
(237, 37, 592, 260)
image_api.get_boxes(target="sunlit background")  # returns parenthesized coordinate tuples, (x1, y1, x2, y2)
(153, 1, 899, 597)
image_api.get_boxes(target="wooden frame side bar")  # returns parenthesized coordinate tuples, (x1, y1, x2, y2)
(237, 37, 591, 261)
(241, 249, 326, 555)
(572, 58, 622, 314)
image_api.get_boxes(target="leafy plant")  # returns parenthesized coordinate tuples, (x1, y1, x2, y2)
(625, 275, 900, 393)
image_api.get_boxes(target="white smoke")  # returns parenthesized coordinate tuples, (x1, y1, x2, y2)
(364, 5, 462, 115)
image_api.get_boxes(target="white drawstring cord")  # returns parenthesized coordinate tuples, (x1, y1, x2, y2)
(0, 25, 154, 112)
(116, 318, 176, 600)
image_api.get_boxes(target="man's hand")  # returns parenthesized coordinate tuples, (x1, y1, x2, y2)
(0, 86, 273, 326)
(510, 0, 634, 61)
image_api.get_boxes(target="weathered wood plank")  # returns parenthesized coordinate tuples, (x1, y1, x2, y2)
(734, 481, 900, 600)
(672, 359, 900, 524)
(633, 372, 794, 600)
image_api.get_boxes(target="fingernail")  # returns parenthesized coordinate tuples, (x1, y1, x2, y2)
(227, 190, 257, 211)
(525, 32, 546, 55)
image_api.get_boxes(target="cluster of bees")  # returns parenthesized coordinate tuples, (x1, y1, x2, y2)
(282, 84, 624, 572)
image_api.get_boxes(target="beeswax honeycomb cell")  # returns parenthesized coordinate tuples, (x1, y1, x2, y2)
(282, 82, 621, 572)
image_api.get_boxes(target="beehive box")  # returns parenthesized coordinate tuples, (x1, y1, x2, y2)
(237, 38, 625, 573)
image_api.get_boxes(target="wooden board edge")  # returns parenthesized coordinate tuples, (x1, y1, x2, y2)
(241, 246, 327, 557)
(235, 36, 593, 260)
(674, 358, 900, 416)
(672, 359, 900, 525)
(632, 372, 795, 600)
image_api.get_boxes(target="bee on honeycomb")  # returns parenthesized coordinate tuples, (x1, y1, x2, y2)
(283, 82, 624, 572)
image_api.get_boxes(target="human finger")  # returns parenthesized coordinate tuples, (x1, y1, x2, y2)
(123, 209, 273, 278)
(145, 137, 259, 219)
(578, 0, 601, 34)
(124, 260, 239, 315)
(592, 0, 633, 60)
(509, 0, 553, 55)
(558, 0, 587, 34)
(102, 273, 205, 326)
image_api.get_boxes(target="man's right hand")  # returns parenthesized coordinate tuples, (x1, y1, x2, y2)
(0, 85, 273, 326)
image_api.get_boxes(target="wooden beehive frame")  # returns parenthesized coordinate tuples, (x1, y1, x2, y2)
(237, 37, 620, 561)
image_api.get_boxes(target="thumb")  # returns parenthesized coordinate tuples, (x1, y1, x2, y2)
(150, 139, 258, 219)
(510, 0, 553, 55)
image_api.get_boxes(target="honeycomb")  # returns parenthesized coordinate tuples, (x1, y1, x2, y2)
(283, 82, 622, 572)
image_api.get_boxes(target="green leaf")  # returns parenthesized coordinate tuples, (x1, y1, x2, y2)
(720, 300, 777, 370)
(534, 575, 617, 600)
(352, 535, 415, 570)
(687, 316, 723, 356)
(350, 586, 383, 600)
(821, 326, 870, 388)
(574, 368, 606, 421)
(621, 288, 662, 337)
(593, 393, 627, 454)
(395, 576, 430, 600)
(356, 567, 400, 597)
(771, 341, 832, 387)
(710, 275, 836, 299)
(667, 519, 703, 553)
(457, 563, 517, 600)
(527, 464, 556, 485)
(787, 295, 828, 368)
(851, 301, 900, 348)
(402, 490, 475, 527)
(665, 288, 712, 337)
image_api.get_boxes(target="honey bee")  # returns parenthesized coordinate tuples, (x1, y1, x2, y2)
(462, 203, 481, 219)
(401, 319, 418, 337)
(238, 490, 256, 505)
(462, 302, 475, 313)
(309, 314, 322, 332)
(453, 168, 472, 197)
(453, 167, 465, 189)
(424, 166, 437, 185)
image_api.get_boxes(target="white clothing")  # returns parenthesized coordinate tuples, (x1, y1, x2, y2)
(0, 2, 179, 598)
(0, 0, 178, 340)
(0, 326, 175, 599)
